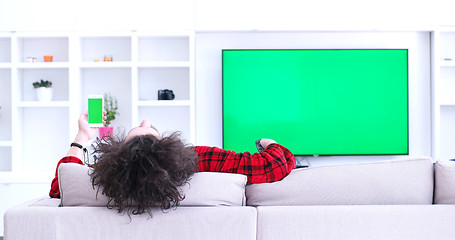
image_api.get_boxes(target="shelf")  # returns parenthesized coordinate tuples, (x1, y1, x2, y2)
(80, 61, 132, 68)
(137, 100, 191, 107)
(17, 101, 70, 108)
(137, 61, 191, 68)
(79, 62, 190, 68)
(440, 61, 455, 67)
(0, 31, 194, 184)
(435, 28, 455, 161)
(0, 172, 54, 184)
(0, 141, 12, 147)
(441, 103, 455, 107)
(0, 63, 11, 68)
(17, 62, 70, 69)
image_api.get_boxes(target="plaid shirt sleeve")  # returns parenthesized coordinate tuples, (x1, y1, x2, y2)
(49, 156, 84, 198)
(194, 143, 296, 184)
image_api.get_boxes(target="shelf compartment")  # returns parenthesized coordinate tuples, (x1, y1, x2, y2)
(137, 100, 191, 107)
(0, 69, 12, 141)
(19, 107, 69, 173)
(138, 106, 191, 143)
(80, 36, 132, 62)
(18, 68, 69, 102)
(0, 146, 12, 172)
(138, 36, 189, 62)
(440, 32, 455, 61)
(439, 67, 455, 105)
(138, 67, 190, 101)
(80, 68, 132, 130)
(0, 37, 11, 63)
(16, 37, 69, 63)
(439, 105, 455, 161)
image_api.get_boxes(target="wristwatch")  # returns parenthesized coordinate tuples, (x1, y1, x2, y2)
(255, 139, 265, 153)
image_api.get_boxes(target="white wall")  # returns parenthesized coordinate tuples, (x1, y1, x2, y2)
(195, 31, 431, 166)
(194, 0, 439, 31)
(0, 0, 194, 32)
(2, 0, 455, 32)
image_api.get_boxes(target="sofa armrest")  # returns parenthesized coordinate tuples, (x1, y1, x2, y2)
(4, 197, 59, 240)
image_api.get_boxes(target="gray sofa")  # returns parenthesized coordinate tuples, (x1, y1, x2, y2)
(5, 156, 455, 240)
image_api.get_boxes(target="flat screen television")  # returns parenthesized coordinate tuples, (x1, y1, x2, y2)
(222, 49, 409, 156)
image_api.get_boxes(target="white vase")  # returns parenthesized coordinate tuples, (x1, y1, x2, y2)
(35, 87, 53, 102)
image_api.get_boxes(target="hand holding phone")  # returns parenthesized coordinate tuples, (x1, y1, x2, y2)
(88, 95, 104, 127)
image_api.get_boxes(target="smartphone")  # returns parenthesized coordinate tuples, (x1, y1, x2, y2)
(88, 95, 104, 127)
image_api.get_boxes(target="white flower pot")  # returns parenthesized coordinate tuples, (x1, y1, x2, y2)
(35, 87, 53, 102)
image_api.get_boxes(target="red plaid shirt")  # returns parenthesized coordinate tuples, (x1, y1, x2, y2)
(194, 143, 295, 184)
(49, 143, 295, 198)
(49, 156, 84, 198)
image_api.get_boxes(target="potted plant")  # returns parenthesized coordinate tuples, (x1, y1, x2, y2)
(99, 93, 119, 139)
(32, 79, 53, 101)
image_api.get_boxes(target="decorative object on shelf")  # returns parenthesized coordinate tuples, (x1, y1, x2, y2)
(32, 79, 53, 102)
(99, 93, 119, 139)
(158, 89, 175, 100)
(103, 55, 113, 62)
(26, 57, 37, 63)
(43, 55, 53, 62)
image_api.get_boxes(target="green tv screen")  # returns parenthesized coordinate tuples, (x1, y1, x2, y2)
(222, 49, 409, 156)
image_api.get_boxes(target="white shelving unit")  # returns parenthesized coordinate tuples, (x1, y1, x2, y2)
(432, 27, 455, 161)
(0, 31, 195, 183)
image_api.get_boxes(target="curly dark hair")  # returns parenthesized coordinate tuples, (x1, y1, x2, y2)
(89, 132, 198, 216)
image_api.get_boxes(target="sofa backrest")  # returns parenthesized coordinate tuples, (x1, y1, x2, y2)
(58, 163, 247, 207)
(434, 160, 455, 204)
(246, 156, 434, 206)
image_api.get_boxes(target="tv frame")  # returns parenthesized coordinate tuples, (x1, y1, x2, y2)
(222, 48, 409, 156)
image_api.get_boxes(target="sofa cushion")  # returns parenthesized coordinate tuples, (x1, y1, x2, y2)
(246, 156, 434, 206)
(256, 205, 455, 240)
(58, 163, 247, 207)
(5, 198, 258, 240)
(434, 160, 455, 204)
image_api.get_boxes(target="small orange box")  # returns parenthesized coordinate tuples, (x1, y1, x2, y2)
(44, 56, 53, 62)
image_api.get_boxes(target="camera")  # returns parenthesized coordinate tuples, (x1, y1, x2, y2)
(158, 89, 175, 100)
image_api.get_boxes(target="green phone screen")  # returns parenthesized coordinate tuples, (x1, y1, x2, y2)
(88, 98, 103, 124)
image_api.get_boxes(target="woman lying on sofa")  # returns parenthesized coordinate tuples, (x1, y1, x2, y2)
(49, 111, 296, 215)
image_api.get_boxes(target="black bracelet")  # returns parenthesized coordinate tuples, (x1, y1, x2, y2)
(70, 142, 84, 149)
(70, 142, 89, 164)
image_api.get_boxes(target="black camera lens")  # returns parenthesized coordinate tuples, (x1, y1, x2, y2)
(165, 90, 175, 100)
